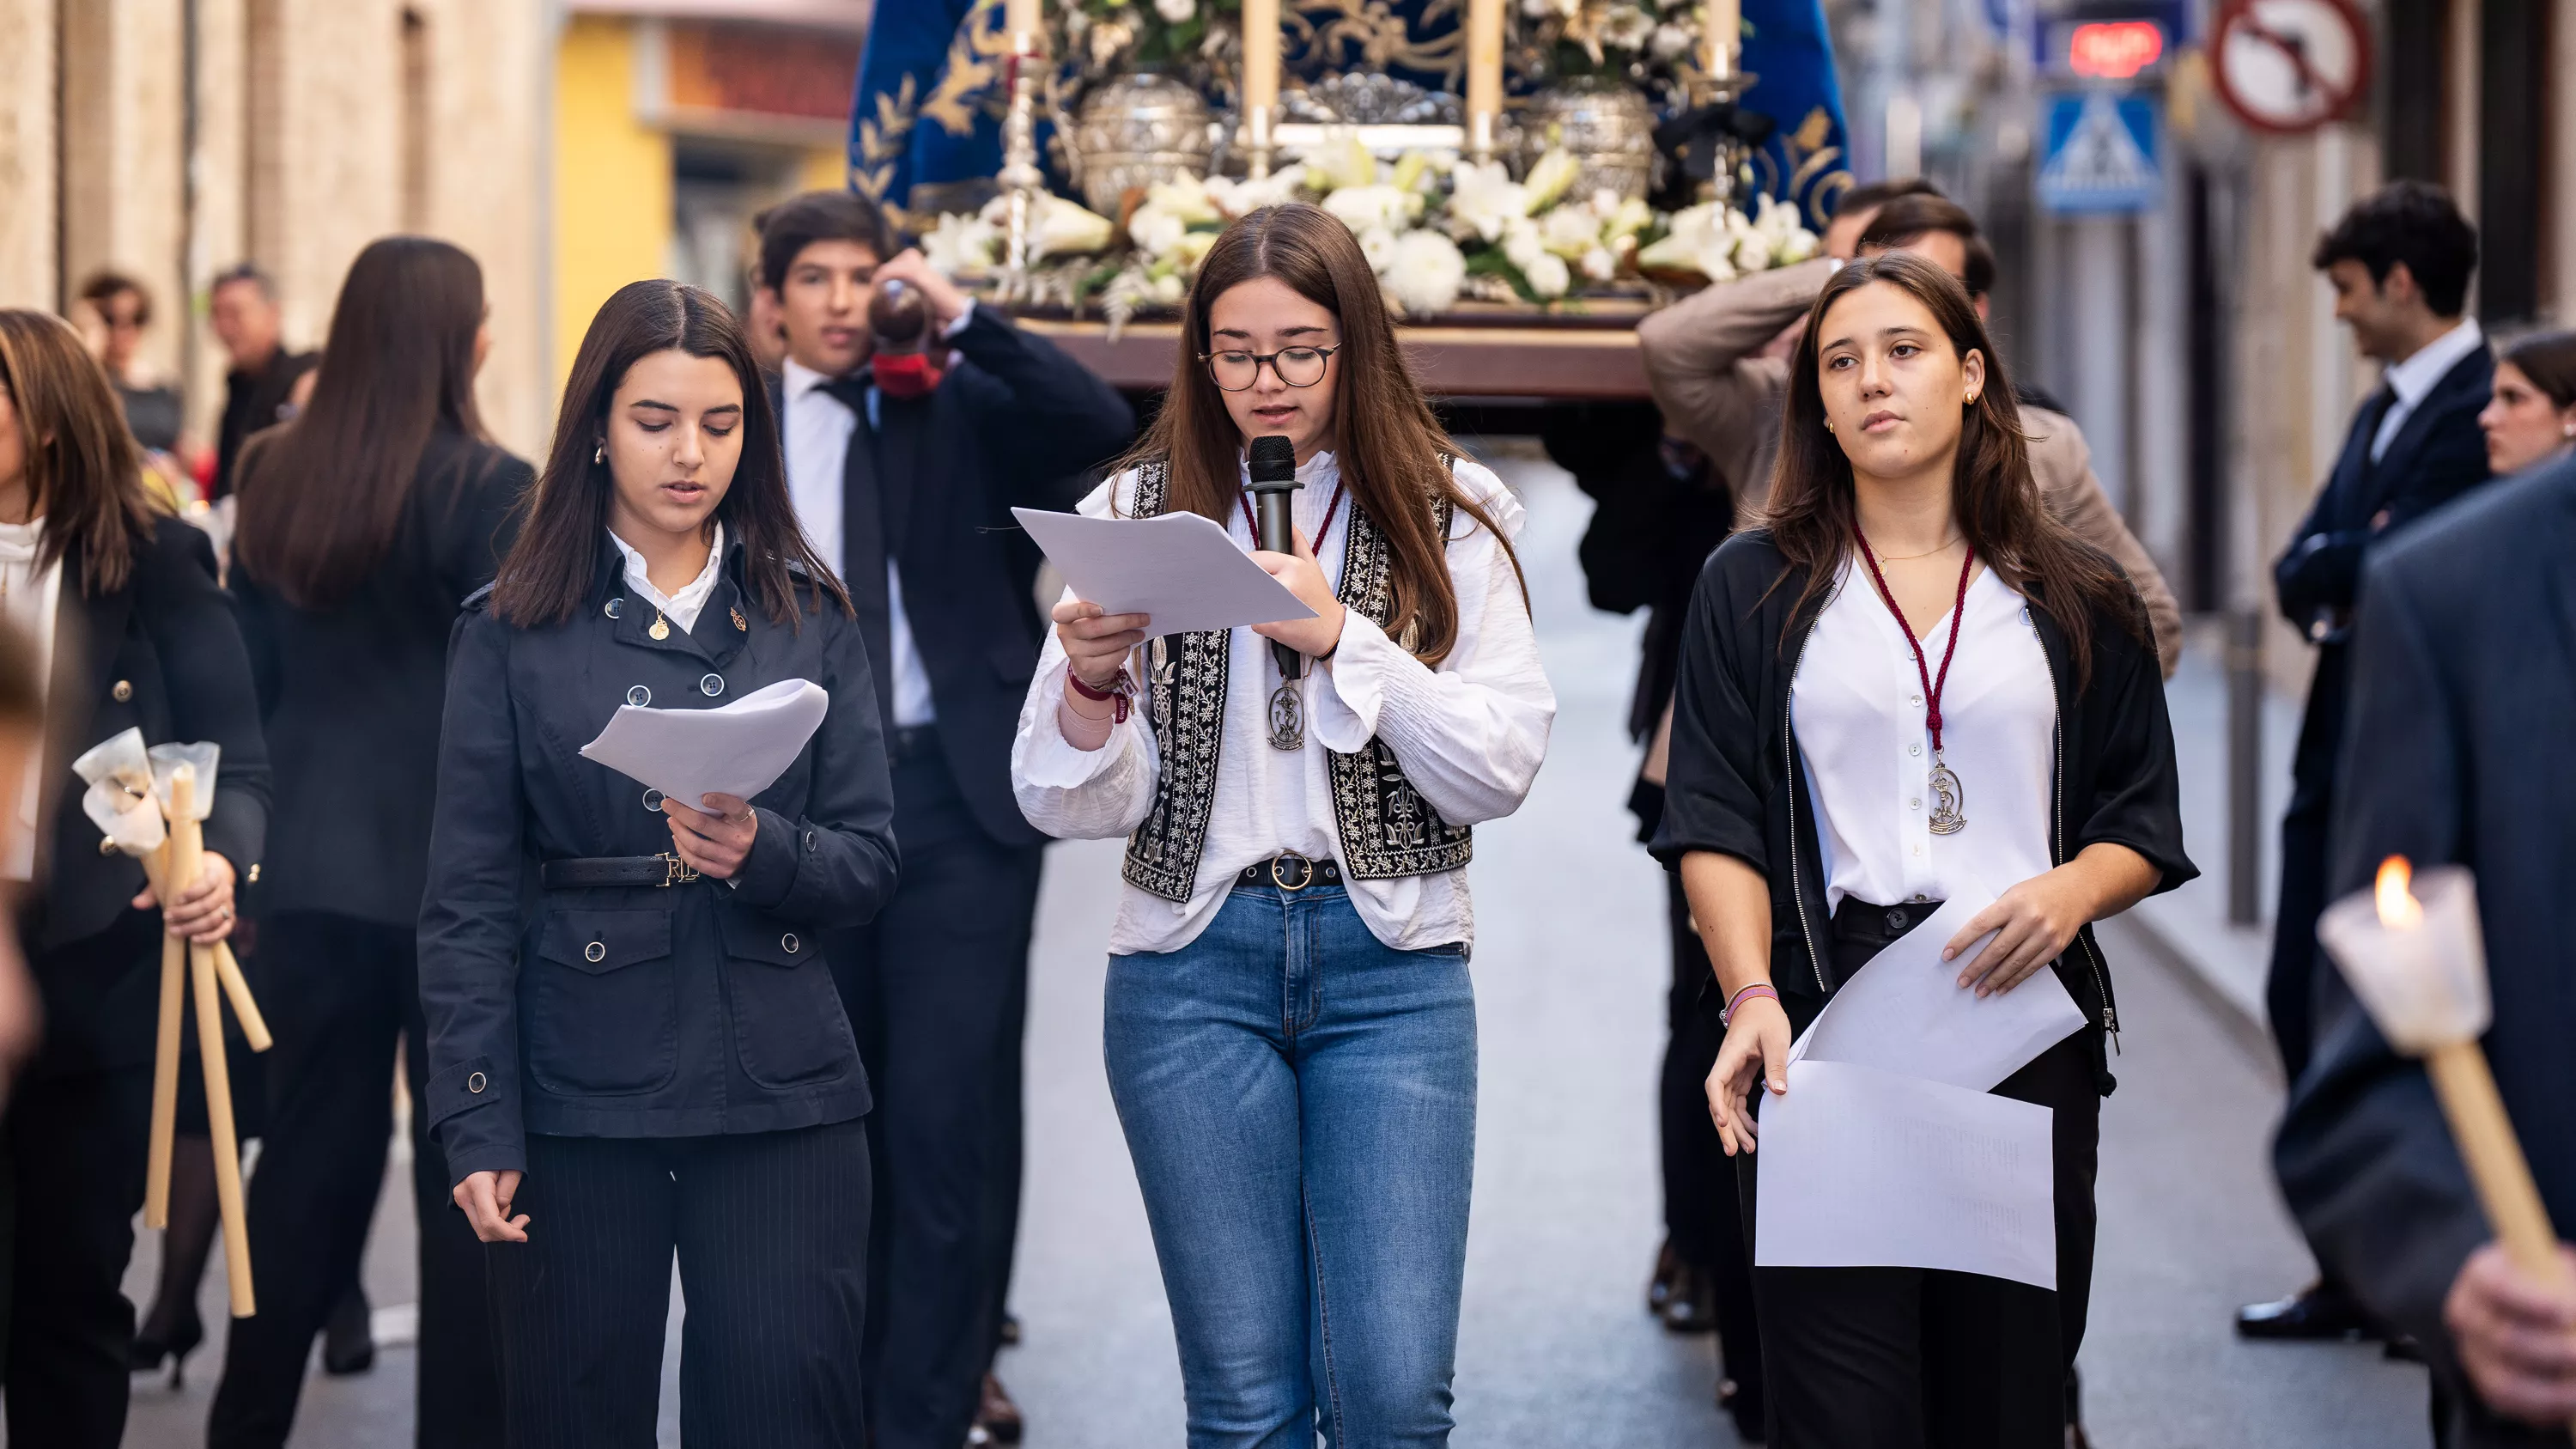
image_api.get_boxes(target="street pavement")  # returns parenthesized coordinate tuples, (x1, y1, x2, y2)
(119, 451, 2429, 1447)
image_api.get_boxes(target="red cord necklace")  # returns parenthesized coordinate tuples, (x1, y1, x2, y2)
(1851, 526, 1974, 837)
(1237, 482, 1347, 551)
(1238, 480, 1346, 751)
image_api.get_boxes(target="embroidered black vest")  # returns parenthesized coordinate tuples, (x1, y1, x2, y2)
(1121, 460, 1475, 902)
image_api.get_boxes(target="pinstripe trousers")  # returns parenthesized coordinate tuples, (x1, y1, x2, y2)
(485, 1119, 871, 1448)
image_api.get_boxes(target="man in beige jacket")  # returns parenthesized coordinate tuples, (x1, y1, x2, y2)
(1639, 191, 2184, 676)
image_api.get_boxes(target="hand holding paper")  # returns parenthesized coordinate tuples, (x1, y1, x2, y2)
(1013, 507, 1319, 637)
(580, 679, 828, 809)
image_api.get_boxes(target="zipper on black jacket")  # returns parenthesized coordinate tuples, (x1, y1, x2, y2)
(2029, 609, 2119, 1052)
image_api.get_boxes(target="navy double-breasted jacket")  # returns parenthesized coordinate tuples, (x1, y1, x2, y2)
(418, 537, 899, 1186)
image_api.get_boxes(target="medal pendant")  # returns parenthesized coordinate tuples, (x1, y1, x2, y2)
(648, 611, 671, 641)
(1266, 677, 1305, 751)
(1927, 758, 1967, 836)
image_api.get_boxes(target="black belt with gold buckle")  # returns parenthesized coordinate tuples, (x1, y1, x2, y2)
(1236, 852, 1342, 892)
(540, 854, 702, 889)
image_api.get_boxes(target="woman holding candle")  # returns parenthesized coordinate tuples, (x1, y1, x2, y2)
(1012, 204, 1554, 1446)
(1653, 253, 2191, 1446)
(0, 308, 269, 1447)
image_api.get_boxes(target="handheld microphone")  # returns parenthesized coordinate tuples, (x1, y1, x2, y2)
(1244, 435, 1304, 678)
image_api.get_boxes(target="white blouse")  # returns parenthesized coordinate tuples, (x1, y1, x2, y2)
(608, 522, 726, 633)
(0, 520, 58, 883)
(1791, 561, 2056, 913)
(1012, 451, 1555, 956)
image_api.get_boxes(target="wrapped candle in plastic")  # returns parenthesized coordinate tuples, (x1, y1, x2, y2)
(2316, 860, 2489, 1054)
(149, 742, 222, 820)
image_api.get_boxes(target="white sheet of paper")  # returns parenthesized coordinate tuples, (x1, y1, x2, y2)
(1791, 888, 2087, 1093)
(1754, 1059, 2058, 1289)
(579, 679, 828, 808)
(1012, 507, 1319, 637)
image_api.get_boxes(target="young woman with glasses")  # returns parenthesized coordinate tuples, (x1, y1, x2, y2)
(1010, 203, 1555, 1446)
(1654, 253, 2191, 1446)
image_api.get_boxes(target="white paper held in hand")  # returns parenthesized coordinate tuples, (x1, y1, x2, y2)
(1011, 507, 1319, 636)
(579, 679, 828, 809)
(1789, 888, 2088, 1093)
(1754, 1059, 2058, 1290)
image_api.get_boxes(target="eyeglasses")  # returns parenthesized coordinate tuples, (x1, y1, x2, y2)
(1201, 344, 1341, 392)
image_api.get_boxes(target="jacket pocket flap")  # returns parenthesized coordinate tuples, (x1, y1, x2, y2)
(715, 908, 815, 968)
(539, 910, 673, 975)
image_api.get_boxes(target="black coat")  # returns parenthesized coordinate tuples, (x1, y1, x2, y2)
(1649, 530, 2194, 1056)
(776, 306, 1133, 846)
(27, 516, 271, 1075)
(2274, 347, 2493, 807)
(417, 539, 900, 1187)
(229, 428, 531, 925)
(2274, 459, 2576, 1447)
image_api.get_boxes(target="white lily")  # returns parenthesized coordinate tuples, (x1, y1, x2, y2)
(1321, 183, 1423, 235)
(1523, 250, 1572, 300)
(1523, 149, 1583, 212)
(1449, 160, 1532, 241)
(923, 211, 1000, 277)
(1300, 131, 1379, 194)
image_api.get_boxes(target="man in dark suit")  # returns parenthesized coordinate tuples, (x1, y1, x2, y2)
(754, 191, 1133, 1449)
(208, 264, 317, 503)
(2241, 180, 2494, 1342)
(2274, 454, 2576, 1446)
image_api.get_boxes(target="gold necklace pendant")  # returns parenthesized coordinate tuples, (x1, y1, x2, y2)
(1928, 756, 1967, 836)
(1266, 677, 1305, 751)
(648, 611, 671, 641)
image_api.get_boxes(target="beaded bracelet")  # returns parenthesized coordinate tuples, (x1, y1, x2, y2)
(1721, 982, 1779, 1026)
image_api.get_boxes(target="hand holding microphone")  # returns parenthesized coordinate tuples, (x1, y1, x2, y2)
(1245, 435, 1346, 662)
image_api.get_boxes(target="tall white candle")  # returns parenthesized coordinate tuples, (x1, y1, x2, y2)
(1704, 0, 1738, 81)
(1242, 0, 1282, 116)
(1007, 0, 1041, 42)
(1465, 0, 1504, 127)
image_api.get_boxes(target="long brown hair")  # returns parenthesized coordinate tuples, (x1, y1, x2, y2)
(491, 280, 850, 629)
(2500, 330, 2576, 409)
(1762, 253, 2143, 682)
(1121, 204, 1522, 665)
(234, 236, 495, 608)
(0, 309, 155, 594)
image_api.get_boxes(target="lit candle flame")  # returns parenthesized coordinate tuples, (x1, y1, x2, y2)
(2376, 855, 2424, 930)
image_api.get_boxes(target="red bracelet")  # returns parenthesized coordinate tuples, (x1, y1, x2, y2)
(1065, 663, 1130, 723)
(1721, 983, 1778, 1026)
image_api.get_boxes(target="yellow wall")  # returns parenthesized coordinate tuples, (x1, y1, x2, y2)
(553, 15, 671, 387)
(798, 144, 848, 197)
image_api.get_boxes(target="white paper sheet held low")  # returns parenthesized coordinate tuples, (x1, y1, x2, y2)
(1754, 1059, 2058, 1289)
(1012, 507, 1318, 637)
(1791, 887, 2088, 1093)
(579, 679, 828, 808)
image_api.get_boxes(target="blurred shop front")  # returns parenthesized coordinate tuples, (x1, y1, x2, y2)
(554, 1, 868, 387)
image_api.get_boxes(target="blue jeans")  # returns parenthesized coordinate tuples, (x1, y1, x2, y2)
(1105, 881, 1478, 1449)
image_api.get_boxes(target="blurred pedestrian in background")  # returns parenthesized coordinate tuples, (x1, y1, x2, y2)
(754, 189, 1131, 1448)
(206, 236, 531, 1449)
(0, 307, 269, 1448)
(71, 271, 185, 465)
(2275, 447, 2576, 1447)
(1662, 253, 2188, 1448)
(209, 265, 317, 506)
(2476, 332, 2576, 478)
(2242, 180, 2494, 1347)
(1015, 203, 1553, 1448)
(423, 279, 896, 1445)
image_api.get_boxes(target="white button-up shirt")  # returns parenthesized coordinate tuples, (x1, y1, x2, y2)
(0, 518, 59, 882)
(2372, 317, 2485, 463)
(1791, 562, 2055, 912)
(608, 522, 725, 633)
(1011, 452, 1557, 955)
(781, 354, 941, 728)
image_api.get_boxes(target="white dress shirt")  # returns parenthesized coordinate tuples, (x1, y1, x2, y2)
(2372, 317, 2485, 463)
(608, 522, 725, 634)
(1011, 452, 1557, 956)
(0, 520, 60, 882)
(1791, 562, 2055, 912)
(781, 308, 978, 730)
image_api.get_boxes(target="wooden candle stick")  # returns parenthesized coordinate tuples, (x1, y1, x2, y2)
(2319, 858, 2575, 1444)
(143, 843, 185, 1229)
(167, 765, 256, 1317)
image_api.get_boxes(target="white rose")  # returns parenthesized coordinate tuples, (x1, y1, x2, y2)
(1524, 251, 1571, 299)
(1383, 229, 1467, 315)
(1540, 204, 1603, 258)
(1500, 216, 1547, 272)
(1731, 229, 1776, 274)
(1358, 226, 1400, 274)
(1321, 184, 1420, 236)
(1128, 205, 1188, 259)
(1580, 246, 1616, 281)
(1151, 271, 1188, 304)
(1154, 0, 1194, 22)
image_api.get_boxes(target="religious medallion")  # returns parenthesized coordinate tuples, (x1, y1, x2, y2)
(1928, 758, 1967, 836)
(648, 611, 671, 641)
(1267, 678, 1305, 752)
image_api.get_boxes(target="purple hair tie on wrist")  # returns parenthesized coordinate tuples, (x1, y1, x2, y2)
(1722, 983, 1779, 1026)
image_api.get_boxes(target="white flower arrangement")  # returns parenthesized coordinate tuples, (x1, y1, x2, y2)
(1635, 192, 1820, 281)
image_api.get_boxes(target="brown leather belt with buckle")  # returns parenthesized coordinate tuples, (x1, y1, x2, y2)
(1236, 852, 1342, 892)
(539, 854, 702, 889)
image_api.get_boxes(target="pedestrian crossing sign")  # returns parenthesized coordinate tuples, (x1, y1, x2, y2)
(2036, 91, 2164, 214)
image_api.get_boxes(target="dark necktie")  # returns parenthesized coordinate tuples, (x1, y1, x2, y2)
(814, 374, 896, 728)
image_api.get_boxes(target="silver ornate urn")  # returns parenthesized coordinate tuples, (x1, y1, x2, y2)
(1517, 75, 1657, 202)
(1062, 70, 1215, 215)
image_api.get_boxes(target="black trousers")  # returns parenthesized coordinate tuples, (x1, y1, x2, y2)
(833, 740, 1042, 1449)
(3, 912, 163, 1449)
(486, 1121, 871, 1448)
(209, 912, 500, 1448)
(1660, 872, 1763, 1398)
(2268, 644, 2348, 1086)
(1740, 898, 2103, 1449)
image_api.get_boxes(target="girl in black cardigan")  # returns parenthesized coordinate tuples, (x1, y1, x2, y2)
(1652, 254, 2192, 1447)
